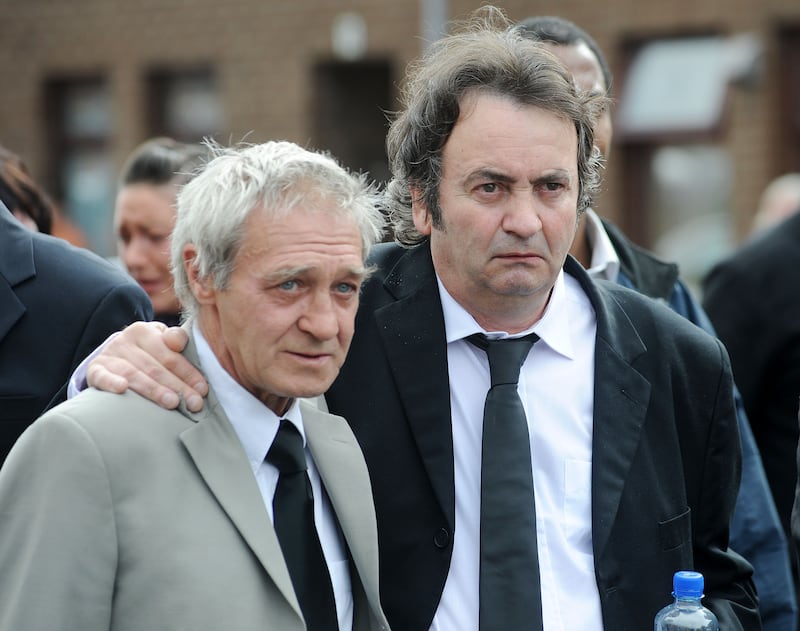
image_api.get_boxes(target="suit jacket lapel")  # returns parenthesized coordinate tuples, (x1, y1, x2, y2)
(0, 207, 35, 343)
(302, 401, 384, 618)
(176, 329, 302, 619)
(373, 243, 456, 529)
(0, 278, 25, 344)
(565, 258, 651, 559)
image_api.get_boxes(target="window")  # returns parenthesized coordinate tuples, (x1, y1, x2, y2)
(147, 67, 223, 142)
(44, 77, 115, 256)
(647, 145, 734, 294)
(615, 33, 761, 294)
(311, 60, 393, 184)
(778, 27, 800, 172)
(617, 33, 761, 138)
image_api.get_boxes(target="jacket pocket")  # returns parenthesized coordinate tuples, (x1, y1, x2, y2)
(659, 507, 691, 551)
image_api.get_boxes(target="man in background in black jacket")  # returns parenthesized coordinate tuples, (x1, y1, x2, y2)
(705, 208, 800, 622)
(0, 199, 152, 464)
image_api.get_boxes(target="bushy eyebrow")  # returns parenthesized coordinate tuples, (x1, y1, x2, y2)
(464, 168, 573, 187)
(533, 170, 573, 186)
(263, 264, 369, 284)
(464, 169, 515, 186)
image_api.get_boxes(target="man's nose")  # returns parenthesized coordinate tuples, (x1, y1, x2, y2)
(502, 193, 544, 238)
(298, 291, 339, 340)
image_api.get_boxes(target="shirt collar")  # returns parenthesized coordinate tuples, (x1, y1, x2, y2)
(192, 322, 304, 471)
(436, 269, 575, 360)
(583, 208, 620, 282)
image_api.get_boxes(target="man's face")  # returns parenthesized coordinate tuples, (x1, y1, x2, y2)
(413, 90, 580, 333)
(189, 201, 366, 415)
(543, 40, 613, 158)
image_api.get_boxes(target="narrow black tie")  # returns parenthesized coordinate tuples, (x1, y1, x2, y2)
(467, 333, 544, 631)
(266, 420, 338, 631)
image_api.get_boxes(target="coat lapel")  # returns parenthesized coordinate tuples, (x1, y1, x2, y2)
(176, 330, 302, 620)
(373, 243, 456, 529)
(0, 206, 35, 343)
(302, 401, 384, 618)
(565, 258, 651, 559)
(0, 278, 25, 345)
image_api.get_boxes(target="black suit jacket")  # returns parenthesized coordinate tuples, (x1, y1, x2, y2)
(703, 211, 800, 541)
(327, 241, 760, 630)
(0, 203, 152, 463)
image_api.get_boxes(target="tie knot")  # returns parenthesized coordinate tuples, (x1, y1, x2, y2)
(467, 332, 538, 387)
(266, 420, 307, 474)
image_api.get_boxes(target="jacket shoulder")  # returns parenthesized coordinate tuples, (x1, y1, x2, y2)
(365, 242, 410, 279)
(42, 389, 186, 437)
(33, 234, 142, 290)
(593, 274, 721, 351)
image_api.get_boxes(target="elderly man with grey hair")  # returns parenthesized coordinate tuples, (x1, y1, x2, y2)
(0, 140, 389, 631)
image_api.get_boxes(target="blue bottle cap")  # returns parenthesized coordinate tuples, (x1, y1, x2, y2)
(673, 571, 704, 598)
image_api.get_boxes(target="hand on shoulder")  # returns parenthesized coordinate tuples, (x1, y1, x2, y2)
(87, 321, 208, 412)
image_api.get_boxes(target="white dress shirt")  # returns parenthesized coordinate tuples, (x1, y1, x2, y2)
(583, 208, 620, 282)
(193, 324, 354, 631)
(428, 270, 604, 631)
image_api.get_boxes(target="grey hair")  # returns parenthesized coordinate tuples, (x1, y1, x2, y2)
(385, 6, 607, 246)
(171, 140, 386, 320)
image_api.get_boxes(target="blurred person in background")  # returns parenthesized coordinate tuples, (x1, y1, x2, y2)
(749, 173, 800, 236)
(791, 405, 800, 583)
(0, 144, 89, 245)
(0, 146, 152, 463)
(704, 203, 800, 618)
(517, 15, 796, 630)
(0, 144, 54, 233)
(114, 137, 207, 326)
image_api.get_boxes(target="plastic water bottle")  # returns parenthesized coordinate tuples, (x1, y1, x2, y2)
(654, 571, 719, 630)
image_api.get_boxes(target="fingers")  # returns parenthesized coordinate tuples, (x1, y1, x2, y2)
(161, 326, 209, 410)
(85, 360, 131, 394)
(86, 321, 208, 412)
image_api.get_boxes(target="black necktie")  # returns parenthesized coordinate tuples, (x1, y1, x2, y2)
(266, 420, 338, 631)
(467, 333, 544, 631)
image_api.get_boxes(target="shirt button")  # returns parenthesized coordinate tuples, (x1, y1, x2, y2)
(434, 527, 450, 548)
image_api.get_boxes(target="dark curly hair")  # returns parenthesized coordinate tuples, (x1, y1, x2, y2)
(384, 7, 608, 246)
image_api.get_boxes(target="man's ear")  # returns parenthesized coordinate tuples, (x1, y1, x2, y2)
(410, 186, 433, 236)
(184, 245, 214, 304)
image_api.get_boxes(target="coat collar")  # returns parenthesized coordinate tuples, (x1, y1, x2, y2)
(176, 328, 303, 622)
(303, 400, 384, 618)
(375, 243, 457, 530)
(0, 204, 36, 343)
(601, 217, 678, 302)
(563, 257, 651, 558)
(0, 203, 36, 286)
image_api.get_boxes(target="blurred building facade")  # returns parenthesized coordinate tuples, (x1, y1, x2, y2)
(0, 0, 798, 290)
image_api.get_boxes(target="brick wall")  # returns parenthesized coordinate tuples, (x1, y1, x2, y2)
(1, 0, 798, 250)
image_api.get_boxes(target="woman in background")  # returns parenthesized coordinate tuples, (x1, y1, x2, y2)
(114, 137, 206, 326)
(0, 144, 54, 234)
